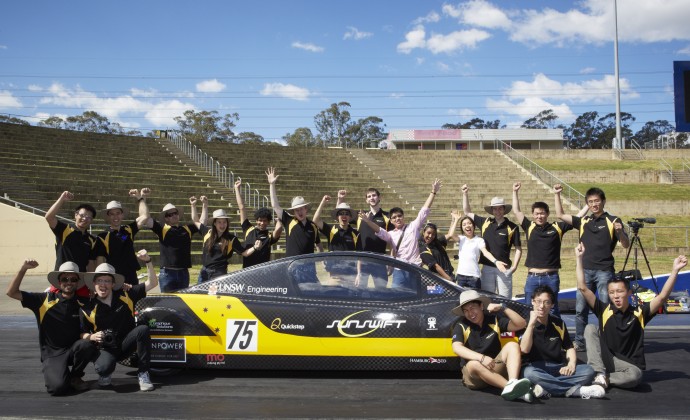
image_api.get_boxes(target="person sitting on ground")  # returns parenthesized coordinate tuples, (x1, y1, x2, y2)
(576, 243, 687, 390)
(520, 285, 603, 399)
(80, 251, 159, 392)
(6, 260, 97, 395)
(450, 289, 533, 402)
(234, 178, 283, 268)
(194, 207, 264, 283)
(95, 188, 151, 285)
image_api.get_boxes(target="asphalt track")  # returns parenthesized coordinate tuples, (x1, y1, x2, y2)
(0, 314, 688, 419)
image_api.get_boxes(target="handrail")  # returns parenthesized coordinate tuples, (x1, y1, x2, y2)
(659, 158, 673, 182)
(492, 139, 585, 208)
(629, 139, 645, 160)
(163, 131, 269, 208)
(0, 194, 99, 234)
(682, 158, 690, 173)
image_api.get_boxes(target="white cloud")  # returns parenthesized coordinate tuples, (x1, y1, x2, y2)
(195, 79, 226, 93)
(426, 29, 491, 54)
(504, 73, 638, 104)
(390, 93, 405, 99)
(0, 90, 22, 108)
(130, 88, 159, 98)
(397, 25, 426, 54)
(436, 61, 451, 72)
(580, 67, 596, 75)
(443, 0, 512, 30)
(415, 57, 425, 65)
(27, 84, 43, 92)
(413, 11, 440, 25)
(291, 41, 324, 53)
(260, 83, 311, 101)
(678, 45, 690, 56)
(448, 108, 477, 119)
(145, 100, 195, 127)
(0, 45, 7, 50)
(343, 26, 373, 40)
(487, 96, 575, 122)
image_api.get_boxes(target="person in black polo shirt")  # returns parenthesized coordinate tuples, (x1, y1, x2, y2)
(6, 260, 96, 395)
(556, 185, 630, 349)
(462, 184, 522, 298)
(234, 178, 283, 268)
(450, 290, 532, 402)
(266, 167, 322, 257)
(577, 244, 687, 390)
(512, 182, 587, 315)
(80, 253, 159, 392)
(95, 188, 151, 285)
(520, 285, 603, 399)
(339, 188, 392, 289)
(140, 195, 205, 292)
(45, 191, 99, 297)
(313, 195, 362, 283)
(419, 221, 454, 281)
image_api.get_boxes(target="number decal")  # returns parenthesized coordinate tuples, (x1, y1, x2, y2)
(226, 319, 258, 352)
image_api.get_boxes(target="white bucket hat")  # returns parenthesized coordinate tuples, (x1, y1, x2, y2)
(47, 262, 84, 289)
(451, 289, 492, 316)
(84, 263, 125, 291)
(208, 209, 231, 225)
(160, 203, 184, 222)
(484, 197, 512, 214)
(287, 196, 310, 211)
(331, 202, 355, 220)
(102, 200, 129, 219)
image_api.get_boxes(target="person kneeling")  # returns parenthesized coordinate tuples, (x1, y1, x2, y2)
(451, 290, 532, 401)
(80, 251, 158, 391)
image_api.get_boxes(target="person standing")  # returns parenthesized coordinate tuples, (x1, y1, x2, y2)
(447, 214, 504, 289)
(556, 185, 630, 349)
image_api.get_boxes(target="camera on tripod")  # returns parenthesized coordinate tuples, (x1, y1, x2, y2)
(627, 217, 656, 232)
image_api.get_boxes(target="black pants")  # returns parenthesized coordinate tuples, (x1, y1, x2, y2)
(43, 339, 97, 396)
(94, 325, 151, 376)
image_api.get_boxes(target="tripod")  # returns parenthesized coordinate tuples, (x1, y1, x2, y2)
(621, 225, 659, 295)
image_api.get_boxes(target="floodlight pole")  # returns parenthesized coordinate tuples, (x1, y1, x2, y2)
(613, 0, 623, 150)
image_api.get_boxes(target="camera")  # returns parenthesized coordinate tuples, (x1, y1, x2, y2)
(627, 217, 656, 232)
(100, 329, 118, 350)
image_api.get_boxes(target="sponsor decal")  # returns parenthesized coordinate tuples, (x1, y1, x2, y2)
(426, 317, 438, 331)
(500, 331, 516, 339)
(226, 319, 259, 352)
(215, 283, 246, 294)
(426, 285, 444, 295)
(150, 338, 186, 363)
(147, 318, 175, 333)
(410, 357, 447, 364)
(206, 354, 226, 366)
(326, 310, 406, 338)
(247, 286, 288, 295)
(270, 318, 306, 331)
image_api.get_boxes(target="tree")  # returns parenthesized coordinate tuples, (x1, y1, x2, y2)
(64, 111, 112, 133)
(0, 115, 30, 125)
(345, 116, 387, 148)
(174, 109, 239, 143)
(564, 111, 601, 149)
(38, 116, 65, 129)
(633, 120, 674, 147)
(314, 102, 352, 147)
(596, 112, 635, 149)
(521, 109, 559, 129)
(283, 127, 318, 147)
(442, 118, 503, 129)
(236, 131, 264, 145)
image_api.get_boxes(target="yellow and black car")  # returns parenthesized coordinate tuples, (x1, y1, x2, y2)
(136, 252, 528, 371)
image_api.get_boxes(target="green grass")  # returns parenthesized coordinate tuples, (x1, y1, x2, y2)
(566, 183, 690, 201)
(534, 159, 687, 171)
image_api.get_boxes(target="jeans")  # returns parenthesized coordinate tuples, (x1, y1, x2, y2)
(392, 269, 415, 292)
(575, 269, 612, 346)
(522, 361, 595, 397)
(94, 325, 151, 376)
(584, 324, 643, 388)
(456, 274, 481, 289)
(198, 267, 227, 283)
(358, 262, 389, 289)
(42, 339, 97, 395)
(524, 272, 561, 316)
(158, 268, 190, 292)
(481, 265, 513, 298)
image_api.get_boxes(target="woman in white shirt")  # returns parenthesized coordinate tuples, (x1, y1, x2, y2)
(449, 216, 506, 289)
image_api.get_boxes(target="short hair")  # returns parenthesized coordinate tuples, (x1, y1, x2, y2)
(532, 285, 556, 303)
(254, 207, 273, 221)
(437, 235, 448, 248)
(389, 207, 404, 217)
(608, 274, 631, 291)
(531, 201, 550, 213)
(366, 188, 381, 197)
(75, 204, 97, 218)
(585, 187, 606, 202)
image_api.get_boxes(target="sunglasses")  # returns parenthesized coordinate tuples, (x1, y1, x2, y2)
(60, 276, 80, 283)
(337, 211, 350, 216)
(165, 211, 179, 218)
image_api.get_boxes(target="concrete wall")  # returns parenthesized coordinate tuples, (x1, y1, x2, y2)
(0, 203, 55, 274)
(606, 200, 690, 217)
(551, 170, 663, 184)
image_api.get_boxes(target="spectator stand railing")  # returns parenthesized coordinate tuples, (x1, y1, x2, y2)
(0, 194, 108, 234)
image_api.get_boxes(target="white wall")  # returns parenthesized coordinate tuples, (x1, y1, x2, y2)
(0, 203, 55, 274)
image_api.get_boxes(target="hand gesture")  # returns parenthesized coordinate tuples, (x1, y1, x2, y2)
(253, 239, 264, 250)
(199, 195, 208, 205)
(322, 195, 331, 203)
(673, 255, 688, 272)
(358, 210, 371, 220)
(128, 189, 140, 198)
(450, 209, 461, 221)
(461, 184, 469, 194)
(575, 243, 585, 258)
(234, 178, 242, 191)
(266, 167, 279, 184)
(189, 196, 198, 205)
(613, 221, 624, 232)
(140, 187, 151, 197)
(60, 191, 74, 201)
(513, 182, 521, 192)
(431, 178, 442, 194)
(22, 259, 39, 271)
(136, 249, 152, 263)
(487, 302, 503, 313)
(527, 310, 538, 326)
(495, 260, 508, 273)
(121, 283, 133, 292)
(554, 184, 563, 194)
(337, 189, 347, 200)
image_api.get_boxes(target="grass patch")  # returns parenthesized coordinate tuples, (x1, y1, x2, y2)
(567, 183, 690, 201)
(534, 159, 687, 171)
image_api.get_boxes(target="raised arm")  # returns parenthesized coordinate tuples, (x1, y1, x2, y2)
(487, 302, 527, 331)
(614, 219, 630, 249)
(266, 167, 283, 216)
(136, 250, 158, 292)
(45, 191, 73, 229)
(649, 255, 688, 314)
(336, 189, 347, 206)
(358, 210, 381, 234)
(271, 219, 284, 242)
(130, 187, 151, 220)
(198, 195, 209, 226)
(6, 259, 39, 301)
(445, 210, 461, 242)
(312, 195, 330, 230)
(575, 243, 596, 308)
(512, 181, 525, 224)
(421, 178, 442, 210)
(461, 184, 475, 220)
(554, 184, 573, 225)
(189, 196, 201, 228)
(519, 310, 538, 354)
(234, 179, 247, 223)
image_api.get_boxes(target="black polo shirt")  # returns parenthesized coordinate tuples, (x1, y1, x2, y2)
(593, 298, 653, 371)
(22, 291, 84, 359)
(522, 315, 572, 364)
(319, 222, 361, 252)
(96, 222, 141, 283)
(572, 213, 621, 271)
(520, 219, 572, 270)
(356, 209, 392, 254)
(199, 224, 246, 271)
(420, 242, 454, 277)
(281, 210, 320, 257)
(241, 219, 279, 268)
(452, 312, 510, 367)
(473, 215, 521, 267)
(80, 283, 147, 344)
(51, 220, 98, 272)
(151, 220, 199, 269)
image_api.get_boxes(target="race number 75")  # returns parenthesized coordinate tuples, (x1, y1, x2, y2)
(226, 319, 258, 352)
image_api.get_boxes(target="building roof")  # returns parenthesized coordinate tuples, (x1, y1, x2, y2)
(387, 128, 563, 142)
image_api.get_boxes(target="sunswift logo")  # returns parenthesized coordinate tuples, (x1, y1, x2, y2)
(326, 310, 406, 337)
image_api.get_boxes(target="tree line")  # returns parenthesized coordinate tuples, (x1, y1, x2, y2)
(1, 106, 687, 148)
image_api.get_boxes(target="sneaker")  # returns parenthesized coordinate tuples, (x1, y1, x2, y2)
(580, 384, 606, 399)
(138, 371, 154, 392)
(501, 378, 532, 401)
(532, 384, 551, 400)
(519, 392, 534, 403)
(70, 376, 89, 392)
(593, 373, 610, 389)
(98, 374, 111, 387)
(573, 341, 584, 351)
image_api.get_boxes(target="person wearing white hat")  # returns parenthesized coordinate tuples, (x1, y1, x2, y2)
(139, 194, 207, 292)
(6, 260, 96, 395)
(450, 290, 532, 402)
(234, 179, 284, 268)
(80, 251, 159, 392)
(462, 184, 522, 299)
(267, 167, 322, 257)
(95, 188, 152, 286)
(194, 208, 264, 282)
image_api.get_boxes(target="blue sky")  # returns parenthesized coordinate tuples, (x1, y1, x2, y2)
(1, 0, 690, 142)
